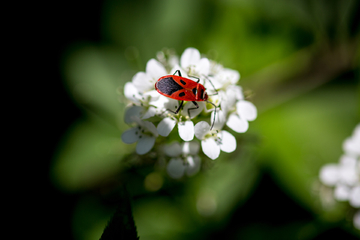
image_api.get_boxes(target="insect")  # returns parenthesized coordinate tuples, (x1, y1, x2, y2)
(155, 70, 217, 129)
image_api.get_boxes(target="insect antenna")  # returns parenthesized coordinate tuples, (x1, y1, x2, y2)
(206, 100, 217, 130)
(203, 75, 218, 96)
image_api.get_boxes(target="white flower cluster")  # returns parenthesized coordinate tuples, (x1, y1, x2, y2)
(319, 124, 360, 230)
(121, 48, 257, 178)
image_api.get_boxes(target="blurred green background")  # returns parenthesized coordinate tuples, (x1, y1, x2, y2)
(46, 0, 359, 239)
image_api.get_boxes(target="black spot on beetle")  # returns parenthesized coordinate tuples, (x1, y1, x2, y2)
(200, 89, 204, 98)
(192, 88, 197, 95)
(179, 92, 185, 97)
(180, 79, 186, 85)
(156, 77, 183, 95)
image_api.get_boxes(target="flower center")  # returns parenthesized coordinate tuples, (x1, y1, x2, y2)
(135, 126, 148, 138)
(204, 130, 222, 144)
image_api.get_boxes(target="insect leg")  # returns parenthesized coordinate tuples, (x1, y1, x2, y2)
(166, 100, 184, 114)
(203, 75, 218, 96)
(187, 101, 199, 119)
(206, 100, 217, 130)
(173, 70, 182, 77)
(188, 75, 200, 83)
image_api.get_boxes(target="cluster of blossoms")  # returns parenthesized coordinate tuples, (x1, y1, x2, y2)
(319, 124, 360, 230)
(121, 48, 257, 178)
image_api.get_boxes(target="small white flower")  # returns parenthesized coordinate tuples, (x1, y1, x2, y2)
(121, 47, 257, 164)
(206, 65, 240, 90)
(338, 155, 359, 186)
(124, 59, 169, 120)
(124, 82, 161, 118)
(318, 123, 360, 229)
(319, 164, 339, 186)
(180, 48, 210, 76)
(212, 85, 256, 134)
(226, 100, 257, 133)
(121, 118, 158, 155)
(156, 100, 204, 141)
(194, 120, 236, 160)
(319, 155, 359, 186)
(132, 59, 167, 93)
(164, 141, 201, 178)
(157, 117, 195, 141)
(124, 105, 143, 124)
(334, 184, 351, 201)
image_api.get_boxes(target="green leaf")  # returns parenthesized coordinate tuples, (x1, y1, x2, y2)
(63, 45, 128, 123)
(51, 115, 131, 191)
(254, 85, 359, 217)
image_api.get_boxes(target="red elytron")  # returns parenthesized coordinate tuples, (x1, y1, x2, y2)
(155, 70, 217, 129)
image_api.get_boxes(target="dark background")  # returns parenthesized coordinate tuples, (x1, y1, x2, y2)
(28, 1, 359, 239)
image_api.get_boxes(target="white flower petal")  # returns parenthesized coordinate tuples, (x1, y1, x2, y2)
(354, 210, 360, 230)
(163, 142, 182, 157)
(182, 142, 190, 155)
(168, 55, 179, 68)
(237, 101, 257, 121)
(221, 88, 237, 113)
(146, 58, 167, 80)
(338, 165, 358, 185)
(157, 117, 176, 137)
(185, 155, 201, 176)
(224, 86, 244, 104)
(334, 184, 350, 201)
(339, 155, 357, 167)
(319, 164, 339, 186)
(233, 85, 244, 100)
(195, 121, 211, 140)
(132, 72, 153, 92)
(210, 62, 224, 75)
(201, 138, 220, 160)
(181, 48, 200, 69)
(206, 94, 221, 112)
(163, 98, 180, 114)
(124, 82, 141, 103)
(178, 121, 194, 141)
(142, 121, 158, 136)
(219, 130, 236, 153)
(186, 155, 195, 167)
(195, 58, 210, 76)
(349, 186, 360, 207)
(136, 135, 155, 155)
(124, 105, 143, 124)
(121, 127, 140, 144)
(142, 106, 156, 119)
(218, 68, 240, 84)
(226, 114, 249, 133)
(183, 141, 200, 155)
(167, 158, 186, 179)
(343, 136, 360, 156)
(143, 90, 160, 102)
(182, 101, 204, 119)
(151, 95, 168, 109)
(211, 110, 226, 130)
(205, 77, 222, 91)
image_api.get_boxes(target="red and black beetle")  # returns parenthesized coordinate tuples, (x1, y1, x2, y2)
(155, 70, 217, 129)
